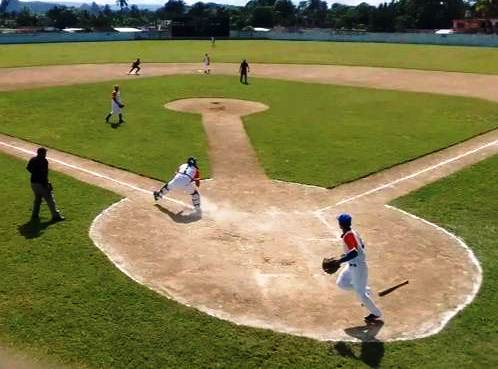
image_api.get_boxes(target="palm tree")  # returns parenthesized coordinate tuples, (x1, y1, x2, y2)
(116, 0, 128, 12)
(0, 0, 11, 15)
(475, 0, 498, 17)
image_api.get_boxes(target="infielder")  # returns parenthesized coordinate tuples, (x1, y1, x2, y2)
(153, 157, 202, 212)
(203, 53, 211, 74)
(327, 213, 383, 323)
(128, 58, 141, 75)
(105, 85, 124, 124)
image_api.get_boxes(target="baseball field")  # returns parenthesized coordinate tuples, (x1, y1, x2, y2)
(0, 40, 497, 369)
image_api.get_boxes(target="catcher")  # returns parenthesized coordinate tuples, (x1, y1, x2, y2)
(322, 213, 383, 324)
(153, 157, 202, 213)
(105, 85, 124, 124)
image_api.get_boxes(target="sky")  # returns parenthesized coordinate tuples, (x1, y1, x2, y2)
(39, 0, 385, 7)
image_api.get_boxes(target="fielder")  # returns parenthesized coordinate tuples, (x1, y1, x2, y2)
(323, 213, 383, 324)
(128, 58, 141, 75)
(203, 53, 211, 74)
(105, 85, 124, 124)
(153, 157, 202, 212)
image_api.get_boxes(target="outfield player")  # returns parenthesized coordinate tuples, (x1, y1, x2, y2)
(334, 213, 383, 323)
(128, 58, 141, 75)
(105, 85, 124, 124)
(153, 157, 202, 212)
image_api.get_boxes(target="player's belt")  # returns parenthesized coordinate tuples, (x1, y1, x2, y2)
(349, 263, 357, 267)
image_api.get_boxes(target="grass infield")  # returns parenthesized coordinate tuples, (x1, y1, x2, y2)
(2, 40, 498, 74)
(0, 75, 497, 188)
(0, 152, 496, 368)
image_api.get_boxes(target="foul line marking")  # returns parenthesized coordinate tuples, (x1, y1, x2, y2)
(0, 140, 191, 208)
(318, 139, 498, 212)
(385, 204, 482, 340)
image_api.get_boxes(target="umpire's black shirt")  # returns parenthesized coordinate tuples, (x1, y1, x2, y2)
(27, 156, 49, 184)
(240, 61, 249, 72)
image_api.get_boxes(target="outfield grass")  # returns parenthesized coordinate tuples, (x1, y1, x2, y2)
(1, 75, 497, 187)
(1, 152, 496, 369)
(2, 40, 498, 74)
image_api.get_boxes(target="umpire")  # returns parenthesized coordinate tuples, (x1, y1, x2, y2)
(27, 147, 64, 222)
(239, 59, 250, 84)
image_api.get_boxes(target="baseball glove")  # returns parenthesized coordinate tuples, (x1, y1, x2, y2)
(322, 257, 341, 274)
(119, 104, 125, 108)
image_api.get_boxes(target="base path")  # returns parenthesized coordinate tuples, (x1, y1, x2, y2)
(3, 63, 498, 102)
(1, 64, 498, 343)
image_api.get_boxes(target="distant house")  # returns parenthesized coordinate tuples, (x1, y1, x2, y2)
(453, 19, 498, 34)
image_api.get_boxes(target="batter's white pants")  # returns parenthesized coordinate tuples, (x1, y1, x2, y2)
(336, 263, 382, 317)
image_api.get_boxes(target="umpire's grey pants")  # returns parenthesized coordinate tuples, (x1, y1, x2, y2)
(31, 182, 59, 218)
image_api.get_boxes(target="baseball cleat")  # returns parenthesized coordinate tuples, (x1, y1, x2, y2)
(51, 214, 65, 223)
(364, 314, 382, 324)
(153, 191, 160, 201)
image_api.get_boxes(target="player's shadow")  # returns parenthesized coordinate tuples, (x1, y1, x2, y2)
(154, 204, 201, 223)
(109, 121, 123, 129)
(331, 322, 384, 368)
(18, 219, 53, 239)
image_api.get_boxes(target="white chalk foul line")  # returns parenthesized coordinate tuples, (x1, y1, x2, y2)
(384, 204, 483, 340)
(318, 139, 498, 212)
(0, 140, 191, 209)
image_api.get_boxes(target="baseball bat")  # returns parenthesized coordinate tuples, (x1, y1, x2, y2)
(378, 280, 409, 297)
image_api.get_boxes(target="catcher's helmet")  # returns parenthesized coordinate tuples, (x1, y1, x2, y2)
(337, 213, 352, 228)
(187, 157, 197, 167)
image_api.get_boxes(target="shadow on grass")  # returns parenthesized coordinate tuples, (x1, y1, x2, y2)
(331, 322, 384, 368)
(109, 121, 123, 129)
(18, 219, 53, 239)
(154, 204, 201, 224)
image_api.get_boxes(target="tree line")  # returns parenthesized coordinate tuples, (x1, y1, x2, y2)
(0, 0, 497, 32)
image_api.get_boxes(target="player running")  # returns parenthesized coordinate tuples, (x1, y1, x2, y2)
(128, 58, 141, 75)
(105, 85, 124, 124)
(153, 157, 202, 213)
(334, 213, 383, 324)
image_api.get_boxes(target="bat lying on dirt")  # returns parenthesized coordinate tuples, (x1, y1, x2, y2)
(378, 280, 409, 297)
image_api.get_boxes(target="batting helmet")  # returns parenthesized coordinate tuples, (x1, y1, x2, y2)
(337, 213, 352, 228)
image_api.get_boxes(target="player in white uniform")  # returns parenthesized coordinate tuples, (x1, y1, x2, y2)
(105, 85, 124, 124)
(153, 157, 201, 212)
(203, 53, 211, 74)
(334, 213, 383, 323)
